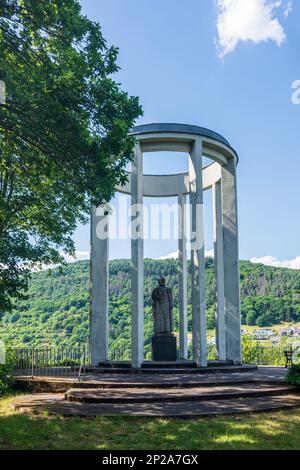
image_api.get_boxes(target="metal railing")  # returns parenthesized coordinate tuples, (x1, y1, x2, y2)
(78, 347, 88, 382)
(6, 344, 300, 375)
(7, 344, 131, 377)
(108, 345, 131, 362)
(7, 346, 90, 378)
(187, 343, 300, 366)
(249, 345, 300, 366)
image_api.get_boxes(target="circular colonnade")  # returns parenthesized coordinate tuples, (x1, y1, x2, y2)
(90, 123, 242, 368)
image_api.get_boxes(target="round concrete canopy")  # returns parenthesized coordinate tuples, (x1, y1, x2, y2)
(117, 123, 238, 198)
(130, 122, 230, 146)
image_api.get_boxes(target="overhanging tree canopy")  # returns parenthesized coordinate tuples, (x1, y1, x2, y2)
(0, 0, 142, 310)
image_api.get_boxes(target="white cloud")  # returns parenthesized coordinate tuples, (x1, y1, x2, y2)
(250, 255, 300, 270)
(159, 251, 300, 270)
(205, 249, 215, 258)
(157, 249, 214, 260)
(61, 251, 90, 263)
(34, 251, 90, 271)
(216, 0, 291, 57)
(157, 251, 179, 260)
(284, 1, 293, 17)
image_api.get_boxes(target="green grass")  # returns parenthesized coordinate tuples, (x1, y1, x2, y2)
(1, 396, 300, 450)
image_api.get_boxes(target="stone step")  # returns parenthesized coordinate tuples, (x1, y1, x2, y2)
(141, 360, 234, 369)
(14, 367, 287, 394)
(65, 384, 297, 404)
(73, 379, 282, 390)
(85, 365, 257, 375)
(93, 360, 234, 370)
(14, 376, 283, 393)
(12, 393, 300, 417)
(97, 361, 201, 369)
(142, 361, 198, 369)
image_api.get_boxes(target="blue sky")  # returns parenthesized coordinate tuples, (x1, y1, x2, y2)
(72, 0, 300, 268)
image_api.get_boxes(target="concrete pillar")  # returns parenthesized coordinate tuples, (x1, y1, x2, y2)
(212, 182, 226, 361)
(178, 193, 188, 360)
(221, 158, 242, 364)
(90, 205, 109, 366)
(131, 142, 144, 368)
(189, 138, 207, 367)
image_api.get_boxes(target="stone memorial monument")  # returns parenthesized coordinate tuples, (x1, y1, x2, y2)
(90, 123, 242, 368)
(151, 277, 177, 361)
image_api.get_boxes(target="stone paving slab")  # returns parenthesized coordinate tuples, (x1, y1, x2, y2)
(65, 383, 296, 403)
(15, 367, 288, 393)
(85, 365, 257, 375)
(12, 393, 300, 417)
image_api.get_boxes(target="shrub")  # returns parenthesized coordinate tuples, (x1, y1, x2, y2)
(242, 335, 258, 363)
(286, 365, 300, 386)
(0, 348, 16, 396)
(0, 364, 14, 396)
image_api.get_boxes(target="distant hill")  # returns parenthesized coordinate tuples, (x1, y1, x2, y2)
(0, 259, 300, 356)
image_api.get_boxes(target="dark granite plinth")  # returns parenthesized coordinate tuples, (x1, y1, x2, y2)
(152, 334, 177, 361)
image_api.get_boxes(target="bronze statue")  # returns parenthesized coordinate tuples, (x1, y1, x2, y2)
(152, 277, 173, 335)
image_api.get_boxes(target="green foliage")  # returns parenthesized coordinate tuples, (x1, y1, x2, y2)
(286, 365, 300, 385)
(0, 0, 142, 310)
(240, 260, 300, 325)
(0, 258, 300, 353)
(241, 335, 258, 364)
(0, 366, 10, 395)
(0, 354, 14, 396)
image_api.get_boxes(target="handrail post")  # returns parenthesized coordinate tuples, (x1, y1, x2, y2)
(31, 349, 34, 377)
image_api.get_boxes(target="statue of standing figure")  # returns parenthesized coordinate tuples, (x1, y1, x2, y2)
(152, 277, 173, 335)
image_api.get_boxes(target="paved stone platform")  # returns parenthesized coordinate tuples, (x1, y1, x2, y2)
(94, 360, 235, 369)
(15, 366, 289, 393)
(84, 364, 257, 375)
(12, 367, 300, 417)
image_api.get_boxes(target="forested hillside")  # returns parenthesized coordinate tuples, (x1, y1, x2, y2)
(0, 259, 300, 354)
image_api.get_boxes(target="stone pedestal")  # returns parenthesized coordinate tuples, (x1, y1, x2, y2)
(152, 334, 177, 361)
